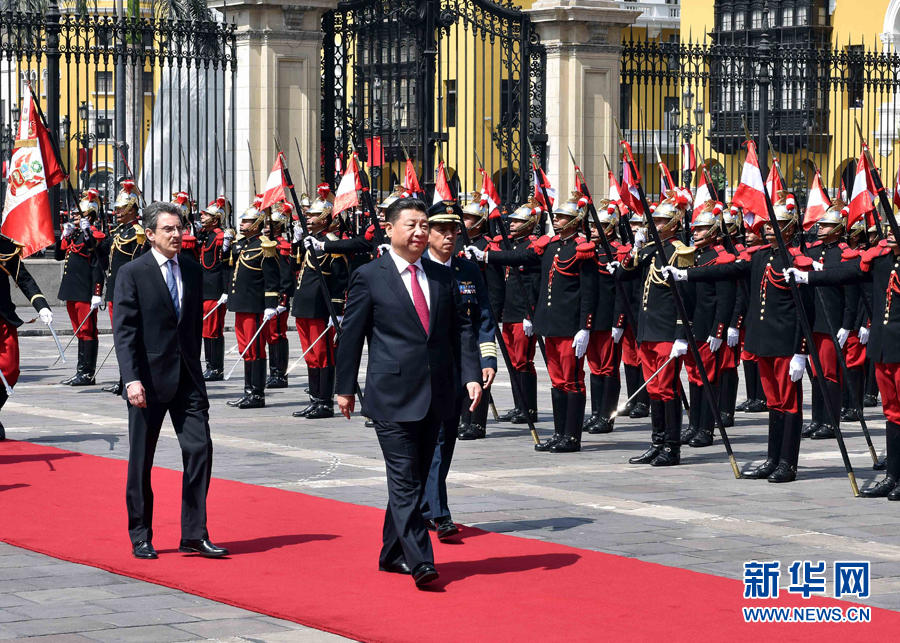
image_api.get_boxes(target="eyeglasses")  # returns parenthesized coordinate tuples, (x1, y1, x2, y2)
(156, 225, 184, 236)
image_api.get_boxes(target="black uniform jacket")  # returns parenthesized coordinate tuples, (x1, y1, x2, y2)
(729, 243, 750, 330)
(688, 244, 812, 358)
(806, 240, 860, 334)
(291, 231, 350, 319)
(457, 232, 506, 320)
(497, 234, 541, 325)
(487, 234, 599, 338)
(55, 227, 105, 302)
(594, 238, 631, 332)
(335, 251, 481, 422)
(0, 236, 49, 326)
(101, 222, 145, 303)
(225, 234, 285, 313)
(196, 227, 227, 301)
(684, 244, 736, 342)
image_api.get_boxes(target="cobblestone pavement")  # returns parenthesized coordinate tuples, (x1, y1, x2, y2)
(2, 323, 899, 640)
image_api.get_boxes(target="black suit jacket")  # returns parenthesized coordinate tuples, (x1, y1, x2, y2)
(113, 250, 206, 404)
(336, 251, 481, 423)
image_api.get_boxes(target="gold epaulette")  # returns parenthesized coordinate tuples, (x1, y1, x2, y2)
(326, 232, 339, 241)
(670, 241, 696, 268)
(133, 223, 145, 245)
(259, 235, 277, 257)
(235, 234, 246, 242)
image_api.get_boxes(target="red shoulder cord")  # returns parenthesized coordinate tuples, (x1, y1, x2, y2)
(885, 272, 900, 322)
(200, 235, 221, 270)
(547, 247, 583, 292)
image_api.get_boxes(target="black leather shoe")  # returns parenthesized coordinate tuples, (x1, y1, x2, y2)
(436, 517, 460, 540)
(412, 563, 439, 588)
(888, 485, 900, 501)
(688, 429, 714, 448)
(425, 519, 436, 531)
(582, 413, 600, 431)
(228, 396, 250, 407)
(304, 403, 334, 419)
(629, 445, 661, 464)
(379, 561, 411, 575)
(237, 395, 265, 409)
(588, 417, 613, 434)
(69, 373, 95, 386)
(365, 418, 375, 428)
(621, 399, 636, 416)
(810, 425, 835, 440)
(746, 399, 768, 413)
(498, 407, 521, 422)
(266, 375, 288, 389)
(548, 436, 580, 453)
(179, 539, 229, 558)
(721, 412, 734, 428)
(629, 402, 649, 418)
(534, 433, 562, 452)
(203, 369, 224, 382)
(650, 446, 680, 466)
(458, 424, 486, 440)
(679, 425, 699, 446)
(864, 394, 878, 408)
(132, 541, 158, 559)
(801, 420, 822, 438)
(735, 399, 751, 412)
(743, 459, 779, 479)
(292, 401, 318, 418)
(510, 410, 537, 425)
(102, 382, 123, 395)
(860, 475, 898, 498)
(767, 461, 797, 483)
(59, 374, 77, 385)
(841, 408, 859, 422)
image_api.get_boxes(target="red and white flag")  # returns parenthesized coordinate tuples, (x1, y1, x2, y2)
(691, 172, 714, 223)
(333, 154, 362, 217)
(659, 160, 677, 194)
(404, 159, 422, 198)
(432, 161, 453, 205)
(731, 141, 770, 232)
(802, 171, 832, 231)
(260, 152, 289, 211)
(607, 171, 623, 208)
(841, 178, 848, 203)
(620, 161, 644, 216)
(479, 168, 501, 216)
(532, 164, 556, 209)
(2, 92, 64, 257)
(681, 144, 696, 173)
(765, 159, 784, 200)
(848, 151, 876, 228)
(893, 166, 900, 212)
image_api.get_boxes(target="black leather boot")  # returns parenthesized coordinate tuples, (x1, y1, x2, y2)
(266, 339, 289, 388)
(499, 370, 523, 422)
(228, 361, 254, 406)
(737, 361, 757, 412)
(293, 368, 320, 417)
(802, 378, 824, 438)
(583, 374, 604, 432)
(769, 410, 801, 482)
(744, 410, 785, 479)
(204, 337, 224, 381)
(590, 375, 620, 434)
(551, 392, 585, 453)
(202, 338, 215, 379)
(812, 379, 842, 440)
(681, 382, 702, 445)
(520, 371, 538, 424)
(651, 398, 682, 466)
(719, 369, 738, 427)
(61, 339, 85, 385)
(306, 367, 335, 419)
(630, 400, 665, 464)
(870, 422, 900, 499)
(689, 384, 717, 448)
(842, 368, 864, 422)
(71, 339, 98, 386)
(629, 371, 650, 418)
(622, 364, 641, 415)
(238, 359, 266, 409)
(536, 388, 567, 452)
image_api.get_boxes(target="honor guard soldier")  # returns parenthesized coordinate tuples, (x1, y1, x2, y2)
(719, 205, 746, 427)
(790, 222, 900, 498)
(801, 201, 857, 440)
(620, 210, 650, 419)
(0, 234, 53, 440)
(291, 193, 351, 419)
(313, 187, 407, 262)
(264, 200, 295, 389)
(464, 197, 542, 439)
(225, 197, 286, 409)
(173, 191, 198, 261)
(842, 217, 869, 421)
(197, 196, 232, 381)
(469, 191, 599, 453)
(615, 190, 694, 467)
(678, 202, 736, 448)
(668, 192, 813, 483)
(458, 192, 506, 323)
(422, 200, 497, 538)
(583, 199, 626, 435)
(733, 219, 769, 414)
(100, 179, 144, 395)
(55, 190, 105, 386)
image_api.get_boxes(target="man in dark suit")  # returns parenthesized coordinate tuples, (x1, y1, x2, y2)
(113, 201, 228, 560)
(336, 197, 482, 588)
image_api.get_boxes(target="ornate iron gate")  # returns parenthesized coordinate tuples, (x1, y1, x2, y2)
(322, 0, 546, 210)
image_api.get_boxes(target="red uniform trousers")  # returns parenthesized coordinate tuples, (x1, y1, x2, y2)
(296, 317, 335, 368)
(843, 333, 866, 369)
(267, 310, 290, 343)
(586, 330, 620, 378)
(721, 328, 744, 371)
(621, 326, 640, 367)
(638, 341, 680, 402)
(501, 322, 537, 373)
(808, 332, 840, 384)
(683, 341, 720, 386)
(201, 300, 226, 339)
(234, 312, 273, 361)
(757, 355, 802, 414)
(740, 330, 757, 363)
(875, 362, 900, 424)
(0, 318, 20, 387)
(544, 336, 585, 394)
(107, 302, 114, 325)
(65, 300, 98, 341)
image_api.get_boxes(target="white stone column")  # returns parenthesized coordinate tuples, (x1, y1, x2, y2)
(209, 0, 337, 210)
(527, 0, 639, 200)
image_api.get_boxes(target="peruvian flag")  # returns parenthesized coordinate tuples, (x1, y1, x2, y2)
(2, 93, 63, 257)
(620, 161, 644, 216)
(841, 178, 848, 203)
(691, 172, 714, 223)
(659, 160, 677, 194)
(803, 171, 832, 231)
(479, 168, 501, 215)
(333, 154, 362, 217)
(894, 166, 900, 212)
(607, 171, 623, 208)
(681, 144, 696, 173)
(732, 141, 770, 232)
(432, 161, 453, 205)
(404, 159, 422, 198)
(848, 151, 876, 228)
(765, 159, 784, 200)
(259, 152, 289, 210)
(532, 164, 556, 209)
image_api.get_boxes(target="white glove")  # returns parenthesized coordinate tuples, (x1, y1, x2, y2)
(707, 336, 723, 352)
(633, 228, 646, 251)
(377, 243, 391, 256)
(90, 295, 102, 310)
(263, 308, 276, 321)
(859, 326, 870, 345)
(464, 245, 486, 262)
(217, 293, 228, 305)
(80, 217, 91, 235)
(292, 225, 304, 244)
(523, 318, 533, 337)
(303, 236, 324, 253)
(606, 261, 620, 275)
(327, 315, 344, 329)
(62, 222, 75, 238)
(812, 260, 824, 271)
(783, 267, 808, 284)
(727, 326, 740, 347)
(669, 339, 688, 358)
(836, 328, 850, 348)
(661, 266, 688, 282)
(223, 229, 235, 241)
(221, 237, 232, 253)
(39, 308, 53, 324)
(611, 327, 624, 344)
(193, 221, 203, 235)
(572, 329, 590, 359)
(274, 305, 287, 316)
(789, 354, 807, 382)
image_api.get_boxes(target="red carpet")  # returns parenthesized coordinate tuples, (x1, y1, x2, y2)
(0, 440, 895, 641)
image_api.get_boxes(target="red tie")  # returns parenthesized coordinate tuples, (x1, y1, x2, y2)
(408, 264, 429, 335)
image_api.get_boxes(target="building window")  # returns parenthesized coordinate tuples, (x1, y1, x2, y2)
(96, 71, 112, 94)
(721, 12, 732, 31)
(142, 71, 154, 94)
(734, 11, 745, 30)
(783, 7, 794, 27)
(817, 6, 827, 25)
(848, 45, 864, 108)
(751, 10, 762, 29)
(797, 5, 808, 25)
(444, 80, 457, 128)
(664, 96, 679, 130)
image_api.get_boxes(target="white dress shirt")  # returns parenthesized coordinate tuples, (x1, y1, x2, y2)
(150, 247, 183, 310)
(428, 250, 453, 268)
(389, 248, 430, 312)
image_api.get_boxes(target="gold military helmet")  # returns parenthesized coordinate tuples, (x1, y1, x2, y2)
(377, 185, 410, 210)
(652, 189, 690, 236)
(79, 188, 101, 220)
(508, 197, 541, 235)
(849, 212, 866, 240)
(203, 195, 230, 220)
(462, 191, 489, 230)
(306, 192, 335, 227)
(691, 201, 724, 243)
(595, 199, 620, 236)
(298, 193, 313, 210)
(552, 191, 588, 235)
(240, 194, 264, 224)
(271, 200, 293, 226)
(724, 204, 743, 235)
(818, 199, 847, 236)
(771, 191, 799, 235)
(113, 179, 140, 211)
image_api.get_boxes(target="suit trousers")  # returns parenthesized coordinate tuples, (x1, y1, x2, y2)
(423, 397, 464, 521)
(374, 408, 441, 570)
(126, 361, 213, 544)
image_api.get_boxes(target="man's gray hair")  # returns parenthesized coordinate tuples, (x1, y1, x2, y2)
(143, 201, 182, 231)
